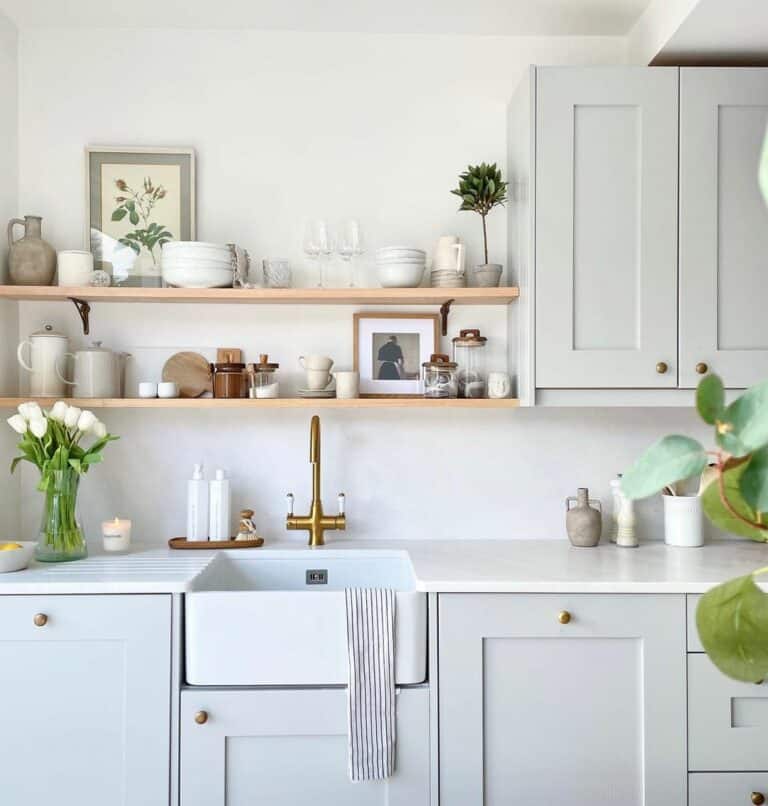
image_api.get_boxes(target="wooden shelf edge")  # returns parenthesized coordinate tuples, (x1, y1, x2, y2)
(0, 285, 519, 305)
(0, 396, 520, 410)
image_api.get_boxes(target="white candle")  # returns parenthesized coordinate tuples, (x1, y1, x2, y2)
(102, 517, 131, 552)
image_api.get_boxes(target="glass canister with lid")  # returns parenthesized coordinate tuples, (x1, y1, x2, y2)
(211, 362, 247, 399)
(421, 353, 458, 399)
(452, 328, 488, 398)
(247, 354, 280, 399)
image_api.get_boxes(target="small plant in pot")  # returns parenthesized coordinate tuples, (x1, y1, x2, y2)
(450, 162, 508, 287)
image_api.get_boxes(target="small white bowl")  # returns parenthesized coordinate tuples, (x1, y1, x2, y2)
(376, 247, 426, 259)
(162, 266, 234, 288)
(0, 541, 36, 573)
(377, 263, 425, 288)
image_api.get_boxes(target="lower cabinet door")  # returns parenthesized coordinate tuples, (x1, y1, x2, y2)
(180, 687, 430, 806)
(690, 773, 768, 805)
(0, 594, 172, 806)
(439, 593, 687, 806)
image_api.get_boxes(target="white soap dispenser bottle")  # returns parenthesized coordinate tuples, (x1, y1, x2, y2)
(209, 469, 231, 541)
(187, 464, 209, 541)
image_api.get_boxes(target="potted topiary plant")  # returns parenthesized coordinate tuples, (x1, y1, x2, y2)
(450, 162, 508, 287)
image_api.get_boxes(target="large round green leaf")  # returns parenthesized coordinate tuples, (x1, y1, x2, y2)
(621, 435, 706, 500)
(717, 379, 768, 457)
(702, 461, 768, 541)
(697, 574, 768, 682)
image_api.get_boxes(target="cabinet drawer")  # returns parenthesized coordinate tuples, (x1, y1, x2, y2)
(689, 654, 768, 771)
(688, 594, 704, 652)
(690, 773, 768, 805)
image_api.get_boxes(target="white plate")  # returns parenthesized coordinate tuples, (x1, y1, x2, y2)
(0, 541, 36, 573)
(163, 240, 230, 251)
(162, 266, 234, 288)
(376, 248, 425, 258)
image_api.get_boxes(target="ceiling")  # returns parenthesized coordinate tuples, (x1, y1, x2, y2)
(0, 0, 653, 35)
(653, 0, 768, 64)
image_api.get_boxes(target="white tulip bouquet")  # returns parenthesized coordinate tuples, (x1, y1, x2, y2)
(6, 401, 118, 561)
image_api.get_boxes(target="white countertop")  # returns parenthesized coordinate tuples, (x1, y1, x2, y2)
(1, 539, 767, 594)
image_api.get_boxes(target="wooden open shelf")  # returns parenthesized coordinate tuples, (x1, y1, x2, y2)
(0, 285, 519, 305)
(0, 396, 519, 410)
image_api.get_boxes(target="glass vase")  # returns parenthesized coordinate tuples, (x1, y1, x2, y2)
(35, 469, 87, 562)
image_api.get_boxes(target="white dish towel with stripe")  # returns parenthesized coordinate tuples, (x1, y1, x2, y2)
(344, 587, 396, 781)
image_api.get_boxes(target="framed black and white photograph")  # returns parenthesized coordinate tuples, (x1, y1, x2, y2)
(85, 146, 196, 287)
(354, 312, 440, 397)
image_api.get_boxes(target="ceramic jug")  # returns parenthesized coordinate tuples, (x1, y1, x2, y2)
(432, 235, 465, 275)
(57, 341, 128, 399)
(565, 488, 602, 547)
(17, 324, 70, 396)
(8, 216, 57, 286)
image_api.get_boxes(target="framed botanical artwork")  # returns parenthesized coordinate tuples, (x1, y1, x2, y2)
(85, 146, 195, 287)
(354, 312, 440, 397)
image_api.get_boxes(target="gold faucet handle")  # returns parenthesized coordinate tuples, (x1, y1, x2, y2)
(338, 493, 345, 516)
(286, 493, 294, 516)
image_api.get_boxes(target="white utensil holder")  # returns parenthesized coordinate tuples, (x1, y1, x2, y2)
(663, 494, 704, 547)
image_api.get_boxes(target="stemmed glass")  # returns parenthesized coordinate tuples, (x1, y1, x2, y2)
(337, 219, 365, 287)
(303, 220, 333, 288)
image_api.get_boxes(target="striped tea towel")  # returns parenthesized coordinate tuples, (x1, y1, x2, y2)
(345, 587, 396, 781)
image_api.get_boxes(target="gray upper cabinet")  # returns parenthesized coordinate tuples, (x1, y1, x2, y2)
(679, 68, 768, 389)
(439, 593, 687, 806)
(535, 67, 679, 389)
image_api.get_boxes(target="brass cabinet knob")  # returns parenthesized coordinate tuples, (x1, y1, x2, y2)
(194, 710, 209, 725)
(656, 362, 668, 375)
(751, 793, 765, 805)
(558, 610, 571, 625)
(33, 613, 48, 627)
(696, 362, 709, 375)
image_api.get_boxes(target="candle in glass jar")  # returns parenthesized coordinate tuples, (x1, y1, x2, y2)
(102, 517, 131, 552)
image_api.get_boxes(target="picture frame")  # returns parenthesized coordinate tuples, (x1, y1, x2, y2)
(353, 312, 440, 397)
(85, 146, 196, 288)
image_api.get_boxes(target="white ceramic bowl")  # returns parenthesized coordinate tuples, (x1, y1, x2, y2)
(376, 256, 426, 265)
(376, 247, 426, 259)
(0, 541, 36, 573)
(162, 266, 234, 288)
(377, 263, 425, 288)
(162, 257, 234, 271)
(162, 243, 232, 262)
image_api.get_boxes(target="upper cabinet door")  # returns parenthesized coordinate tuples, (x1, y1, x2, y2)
(535, 68, 679, 388)
(679, 68, 768, 389)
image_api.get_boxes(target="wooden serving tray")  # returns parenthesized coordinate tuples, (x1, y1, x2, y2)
(168, 536, 264, 550)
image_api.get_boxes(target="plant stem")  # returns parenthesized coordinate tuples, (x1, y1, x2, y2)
(717, 466, 768, 532)
(481, 213, 488, 265)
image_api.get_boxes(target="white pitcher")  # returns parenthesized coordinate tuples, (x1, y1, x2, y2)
(433, 235, 465, 275)
(17, 324, 70, 397)
(56, 341, 127, 399)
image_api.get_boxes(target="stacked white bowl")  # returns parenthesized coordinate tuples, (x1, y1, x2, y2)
(161, 242, 234, 288)
(376, 247, 426, 288)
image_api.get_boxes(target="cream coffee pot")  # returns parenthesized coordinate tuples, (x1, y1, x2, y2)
(17, 324, 70, 397)
(57, 341, 128, 399)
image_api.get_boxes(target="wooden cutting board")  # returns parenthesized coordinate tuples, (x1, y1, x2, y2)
(162, 352, 212, 398)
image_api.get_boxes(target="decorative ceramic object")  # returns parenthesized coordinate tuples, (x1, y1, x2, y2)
(57, 250, 94, 286)
(262, 258, 292, 288)
(663, 494, 703, 547)
(565, 488, 602, 547)
(8, 215, 56, 286)
(487, 371, 512, 399)
(17, 324, 70, 397)
(472, 263, 503, 288)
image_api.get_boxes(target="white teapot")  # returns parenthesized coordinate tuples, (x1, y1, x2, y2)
(17, 324, 70, 397)
(56, 341, 128, 399)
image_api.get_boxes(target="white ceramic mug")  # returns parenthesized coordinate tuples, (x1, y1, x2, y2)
(138, 382, 157, 399)
(335, 371, 359, 399)
(305, 369, 335, 391)
(663, 495, 704, 547)
(299, 355, 334, 371)
(488, 371, 512, 399)
(57, 251, 94, 286)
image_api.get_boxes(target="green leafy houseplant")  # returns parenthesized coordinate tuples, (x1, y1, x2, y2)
(450, 163, 508, 264)
(112, 176, 174, 265)
(7, 402, 118, 562)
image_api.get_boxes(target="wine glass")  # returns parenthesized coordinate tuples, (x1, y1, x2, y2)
(337, 219, 365, 287)
(303, 220, 333, 288)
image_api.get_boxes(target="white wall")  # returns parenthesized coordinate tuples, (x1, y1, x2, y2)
(14, 29, 726, 548)
(0, 11, 19, 539)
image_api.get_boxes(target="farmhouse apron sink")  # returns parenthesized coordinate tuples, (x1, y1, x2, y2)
(185, 550, 427, 686)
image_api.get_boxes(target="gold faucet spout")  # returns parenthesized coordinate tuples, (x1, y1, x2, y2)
(286, 415, 345, 547)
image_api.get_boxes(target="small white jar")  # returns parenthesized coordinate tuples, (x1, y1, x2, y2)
(663, 494, 704, 547)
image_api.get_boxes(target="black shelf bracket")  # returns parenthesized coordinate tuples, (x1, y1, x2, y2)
(69, 297, 91, 335)
(439, 298, 455, 336)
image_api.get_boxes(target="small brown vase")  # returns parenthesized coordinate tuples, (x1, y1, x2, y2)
(565, 488, 602, 547)
(8, 215, 57, 286)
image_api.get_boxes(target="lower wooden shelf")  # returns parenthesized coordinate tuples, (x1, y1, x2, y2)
(0, 396, 519, 410)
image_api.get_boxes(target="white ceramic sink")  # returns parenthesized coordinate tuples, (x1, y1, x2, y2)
(185, 550, 427, 686)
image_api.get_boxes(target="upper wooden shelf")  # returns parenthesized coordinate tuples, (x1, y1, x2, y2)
(0, 285, 519, 305)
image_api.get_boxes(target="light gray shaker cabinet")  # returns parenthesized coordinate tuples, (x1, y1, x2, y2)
(0, 594, 172, 806)
(679, 68, 768, 389)
(534, 67, 680, 389)
(438, 593, 687, 806)
(180, 687, 431, 806)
